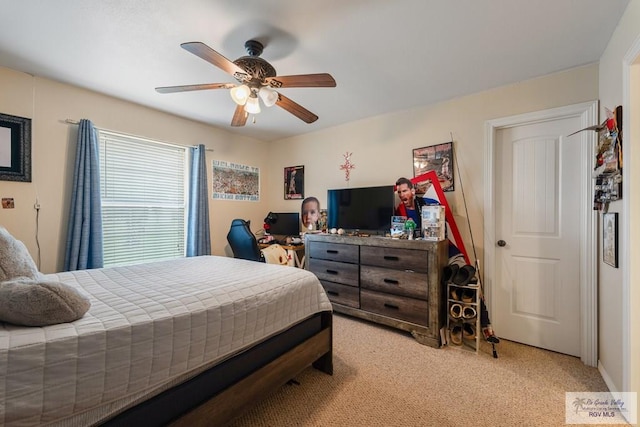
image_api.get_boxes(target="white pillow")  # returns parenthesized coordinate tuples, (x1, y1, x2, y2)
(0, 278, 91, 326)
(0, 226, 41, 281)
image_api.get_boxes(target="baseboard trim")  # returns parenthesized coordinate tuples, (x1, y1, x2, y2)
(598, 360, 618, 393)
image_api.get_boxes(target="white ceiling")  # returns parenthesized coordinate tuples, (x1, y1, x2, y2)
(0, 0, 629, 142)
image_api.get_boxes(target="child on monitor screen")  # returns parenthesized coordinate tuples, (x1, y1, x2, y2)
(301, 197, 320, 231)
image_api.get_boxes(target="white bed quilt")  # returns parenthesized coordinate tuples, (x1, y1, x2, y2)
(0, 256, 332, 426)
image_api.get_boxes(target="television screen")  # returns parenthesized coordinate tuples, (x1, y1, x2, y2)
(327, 185, 395, 234)
(265, 212, 301, 236)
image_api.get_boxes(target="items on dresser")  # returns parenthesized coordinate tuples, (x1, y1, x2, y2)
(421, 205, 446, 241)
(305, 234, 447, 347)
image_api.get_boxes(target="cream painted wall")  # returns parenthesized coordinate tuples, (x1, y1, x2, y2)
(597, 0, 640, 396)
(0, 52, 612, 392)
(0, 67, 270, 273)
(267, 64, 599, 275)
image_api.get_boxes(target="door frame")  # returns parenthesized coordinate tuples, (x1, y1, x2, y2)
(483, 101, 598, 366)
(622, 32, 640, 396)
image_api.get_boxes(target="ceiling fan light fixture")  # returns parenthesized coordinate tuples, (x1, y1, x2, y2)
(230, 84, 251, 105)
(259, 87, 278, 107)
(244, 95, 261, 114)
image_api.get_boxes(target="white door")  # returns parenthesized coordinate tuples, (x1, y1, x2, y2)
(493, 117, 583, 357)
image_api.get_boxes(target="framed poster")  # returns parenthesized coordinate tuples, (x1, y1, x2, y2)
(603, 212, 618, 268)
(412, 141, 453, 193)
(211, 160, 260, 201)
(0, 112, 32, 182)
(284, 165, 304, 200)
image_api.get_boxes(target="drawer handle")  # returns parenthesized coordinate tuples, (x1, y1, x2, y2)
(326, 269, 338, 275)
(383, 278, 399, 285)
(383, 303, 400, 310)
(326, 250, 339, 254)
(383, 255, 399, 261)
(327, 290, 339, 296)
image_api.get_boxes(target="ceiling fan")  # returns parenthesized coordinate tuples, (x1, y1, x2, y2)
(155, 40, 336, 127)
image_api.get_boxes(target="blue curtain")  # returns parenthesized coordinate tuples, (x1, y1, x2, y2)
(186, 144, 211, 256)
(64, 119, 103, 270)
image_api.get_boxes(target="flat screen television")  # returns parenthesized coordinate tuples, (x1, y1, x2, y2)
(265, 212, 301, 236)
(327, 185, 395, 234)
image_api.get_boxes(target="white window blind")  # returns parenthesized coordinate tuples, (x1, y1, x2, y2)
(99, 131, 188, 267)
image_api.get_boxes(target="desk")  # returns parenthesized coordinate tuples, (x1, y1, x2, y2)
(259, 243, 305, 268)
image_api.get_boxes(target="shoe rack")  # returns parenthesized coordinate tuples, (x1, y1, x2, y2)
(447, 278, 480, 353)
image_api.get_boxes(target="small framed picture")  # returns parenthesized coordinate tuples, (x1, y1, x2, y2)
(603, 212, 618, 268)
(412, 141, 453, 193)
(284, 165, 304, 200)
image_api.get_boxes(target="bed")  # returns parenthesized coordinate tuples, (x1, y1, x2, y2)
(0, 256, 333, 426)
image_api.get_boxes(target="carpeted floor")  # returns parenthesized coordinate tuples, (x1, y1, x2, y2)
(229, 314, 627, 426)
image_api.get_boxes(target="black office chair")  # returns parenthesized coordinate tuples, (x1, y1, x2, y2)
(226, 219, 265, 262)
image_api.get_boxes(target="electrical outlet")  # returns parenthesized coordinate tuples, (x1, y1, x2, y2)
(34, 202, 41, 210)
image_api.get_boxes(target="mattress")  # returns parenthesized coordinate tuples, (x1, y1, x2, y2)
(0, 256, 332, 427)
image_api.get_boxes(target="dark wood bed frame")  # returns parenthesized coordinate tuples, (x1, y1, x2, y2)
(102, 311, 333, 426)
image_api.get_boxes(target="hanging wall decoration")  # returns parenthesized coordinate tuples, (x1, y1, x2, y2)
(603, 212, 618, 268)
(340, 152, 355, 182)
(593, 106, 622, 211)
(284, 165, 304, 200)
(570, 106, 623, 211)
(0, 112, 32, 182)
(412, 141, 454, 193)
(212, 159, 260, 201)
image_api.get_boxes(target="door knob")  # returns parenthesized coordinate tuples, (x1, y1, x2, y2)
(497, 240, 506, 247)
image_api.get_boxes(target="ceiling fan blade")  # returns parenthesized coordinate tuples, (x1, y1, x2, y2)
(231, 104, 248, 127)
(155, 83, 235, 94)
(275, 93, 318, 124)
(266, 73, 336, 88)
(181, 42, 247, 77)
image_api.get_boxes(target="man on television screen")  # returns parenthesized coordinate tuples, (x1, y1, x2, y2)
(394, 177, 437, 230)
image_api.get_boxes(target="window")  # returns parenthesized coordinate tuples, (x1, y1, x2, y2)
(99, 131, 188, 267)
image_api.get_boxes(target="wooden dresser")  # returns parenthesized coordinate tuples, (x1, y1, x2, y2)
(305, 233, 448, 347)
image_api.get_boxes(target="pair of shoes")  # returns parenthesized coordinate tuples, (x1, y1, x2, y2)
(482, 325, 500, 344)
(451, 303, 477, 320)
(463, 323, 476, 340)
(450, 324, 463, 345)
(450, 287, 462, 301)
(461, 288, 475, 303)
(450, 303, 463, 319)
(442, 264, 459, 284)
(452, 264, 476, 286)
(462, 305, 477, 320)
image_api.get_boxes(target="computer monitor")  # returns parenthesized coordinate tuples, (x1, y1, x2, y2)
(265, 212, 301, 237)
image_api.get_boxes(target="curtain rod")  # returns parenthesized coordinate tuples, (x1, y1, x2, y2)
(64, 119, 214, 151)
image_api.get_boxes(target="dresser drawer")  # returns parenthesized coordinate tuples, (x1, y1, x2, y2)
(308, 258, 359, 287)
(360, 246, 429, 273)
(360, 289, 429, 326)
(309, 242, 359, 263)
(320, 280, 360, 308)
(360, 265, 429, 300)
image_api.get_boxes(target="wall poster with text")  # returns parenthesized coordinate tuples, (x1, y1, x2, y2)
(212, 160, 260, 201)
